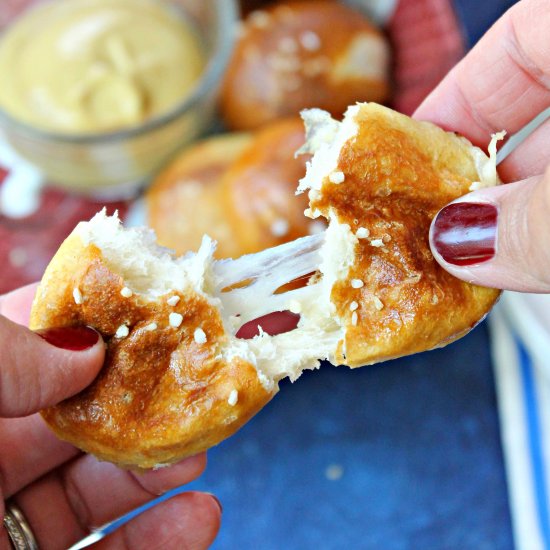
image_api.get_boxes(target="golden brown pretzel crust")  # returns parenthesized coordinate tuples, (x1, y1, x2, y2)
(146, 133, 252, 258)
(31, 235, 272, 469)
(221, 1, 390, 130)
(222, 118, 315, 254)
(311, 104, 501, 366)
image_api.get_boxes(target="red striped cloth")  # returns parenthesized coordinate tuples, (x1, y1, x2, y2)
(0, 0, 465, 294)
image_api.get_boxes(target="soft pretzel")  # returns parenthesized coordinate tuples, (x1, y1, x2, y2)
(221, 1, 390, 130)
(221, 117, 320, 255)
(146, 132, 252, 258)
(32, 104, 501, 468)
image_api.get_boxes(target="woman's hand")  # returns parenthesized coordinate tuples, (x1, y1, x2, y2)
(416, 0, 550, 293)
(0, 284, 221, 550)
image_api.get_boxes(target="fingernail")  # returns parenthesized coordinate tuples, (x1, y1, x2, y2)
(36, 326, 100, 351)
(431, 202, 497, 266)
(206, 493, 223, 514)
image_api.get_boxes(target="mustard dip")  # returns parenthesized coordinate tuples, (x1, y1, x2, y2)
(0, 0, 205, 133)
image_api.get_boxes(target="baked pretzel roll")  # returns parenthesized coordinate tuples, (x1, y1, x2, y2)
(146, 133, 252, 258)
(221, 0, 390, 130)
(222, 117, 323, 255)
(32, 104, 501, 468)
(31, 220, 273, 469)
(297, 103, 502, 365)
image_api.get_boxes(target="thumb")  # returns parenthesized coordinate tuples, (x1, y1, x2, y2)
(429, 170, 550, 293)
(0, 316, 105, 417)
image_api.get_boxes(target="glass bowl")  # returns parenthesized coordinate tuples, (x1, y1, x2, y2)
(0, 0, 238, 199)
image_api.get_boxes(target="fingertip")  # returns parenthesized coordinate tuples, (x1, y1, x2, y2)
(0, 283, 39, 326)
(0, 319, 106, 417)
(429, 176, 550, 293)
(185, 491, 223, 543)
(114, 491, 222, 550)
(133, 453, 208, 495)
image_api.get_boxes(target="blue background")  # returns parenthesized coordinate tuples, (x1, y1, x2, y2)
(189, 325, 512, 549)
(188, 2, 519, 548)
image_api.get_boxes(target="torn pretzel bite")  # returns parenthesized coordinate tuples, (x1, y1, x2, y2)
(297, 103, 501, 366)
(32, 103, 501, 468)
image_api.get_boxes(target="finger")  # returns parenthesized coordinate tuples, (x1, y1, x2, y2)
(0, 318, 104, 417)
(94, 492, 221, 550)
(429, 170, 550, 292)
(414, 0, 550, 181)
(12, 472, 84, 550)
(0, 283, 39, 326)
(13, 456, 217, 550)
(0, 414, 80, 498)
(58, 453, 207, 527)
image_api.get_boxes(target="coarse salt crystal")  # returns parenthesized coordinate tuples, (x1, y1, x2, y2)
(73, 287, 83, 305)
(351, 279, 364, 289)
(169, 312, 183, 328)
(144, 322, 157, 331)
(328, 171, 345, 184)
(370, 239, 384, 247)
(373, 296, 384, 310)
(278, 36, 298, 54)
(120, 287, 132, 298)
(300, 30, 321, 51)
(249, 10, 270, 28)
(228, 389, 239, 406)
(167, 295, 180, 306)
(116, 324, 129, 338)
(356, 227, 370, 239)
(270, 218, 289, 237)
(351, 311, 358, 326)
(194, 328, 207, 344)
(349, 301, 359, 311)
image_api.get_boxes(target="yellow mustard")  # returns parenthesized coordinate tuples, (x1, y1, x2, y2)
(0, 0, 205, 133)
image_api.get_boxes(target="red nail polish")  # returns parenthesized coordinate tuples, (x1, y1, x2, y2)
(206, 493, 223, 514)
(431, 202, 497, 266)
(36, 326, 100, 351)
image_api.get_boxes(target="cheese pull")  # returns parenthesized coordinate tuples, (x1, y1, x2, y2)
(31, 104, 501, 469)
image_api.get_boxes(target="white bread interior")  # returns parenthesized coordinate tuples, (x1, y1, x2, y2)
(79, 208, 355, 392)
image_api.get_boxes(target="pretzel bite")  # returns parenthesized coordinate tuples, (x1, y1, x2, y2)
(297, 103, 502, 365)
(146, 133, 252, 257)
(221, 1, 390, 130)
(32, 104, 501, 468)
(222, 118, 324, 255)
(31, 218, 274, 469)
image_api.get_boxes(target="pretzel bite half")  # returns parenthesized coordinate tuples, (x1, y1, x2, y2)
(221, 1, 390, 130)
(146, 133, 252, 258)
(222, 117, 324, 255)
(32, 104, 501, 468)
(297, 103, 502, 365)
(31, 218, 274, 469)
